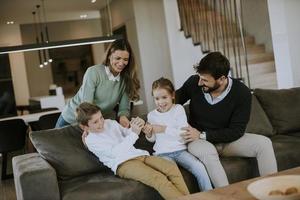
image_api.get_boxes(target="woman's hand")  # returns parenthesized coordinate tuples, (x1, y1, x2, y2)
(119, 115, 130, 128)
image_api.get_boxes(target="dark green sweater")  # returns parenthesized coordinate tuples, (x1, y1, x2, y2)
(176, 75, 251, 144)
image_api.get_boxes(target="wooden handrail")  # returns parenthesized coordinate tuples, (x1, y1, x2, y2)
(177, 0, 250, 87)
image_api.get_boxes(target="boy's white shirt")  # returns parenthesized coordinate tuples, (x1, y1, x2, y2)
(146, 104, 188, 155)
(85, 119, 149, 174)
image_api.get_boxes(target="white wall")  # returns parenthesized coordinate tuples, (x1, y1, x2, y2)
(268, 0, 300, 88)
(163, 0, 201, 89)
(108, 0, 148, 115)
(0, 25, 30, 105)
(284, 0, 300, 87)
(20, 19, 103, 97)
(242, 0, 273, 52)
(133, 0, 173, 111)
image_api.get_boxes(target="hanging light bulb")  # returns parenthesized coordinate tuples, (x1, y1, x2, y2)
(41, 0, 53, 63)
(32, 11, 44, 68)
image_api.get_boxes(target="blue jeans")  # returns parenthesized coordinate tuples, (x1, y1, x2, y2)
(158, 150, 213, 191)
(55, 114, 70, 128)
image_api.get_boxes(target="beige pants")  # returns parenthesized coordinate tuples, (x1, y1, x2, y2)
(117, 156, 189, 199)
(188, 133, 278, 188)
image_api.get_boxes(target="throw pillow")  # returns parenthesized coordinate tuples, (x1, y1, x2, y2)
(254, 87, 300, 134)
(245, 95, 275, 136)
(30, 125, 108, 180)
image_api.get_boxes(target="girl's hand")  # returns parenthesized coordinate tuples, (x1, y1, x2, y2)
(119, 116, 130, 128)
(130, 117, 145, 135)
(152, 124, 166, 134)
(142, 123, 153, 137)
(82, 130, 88, 147)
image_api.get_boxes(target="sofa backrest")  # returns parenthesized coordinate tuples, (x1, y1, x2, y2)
(30, 125, 109, 180)
(254, 87, 300, 135)
(245, 95, 275, 136)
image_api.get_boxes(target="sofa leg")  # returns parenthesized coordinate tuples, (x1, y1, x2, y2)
(1, 152, 13, 180)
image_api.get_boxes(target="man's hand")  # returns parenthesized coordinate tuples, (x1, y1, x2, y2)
(142, 123, 153, 138)
(130, 117, 145, 135)
(180, 125, 200, 143)
(119, 115, 130, 128)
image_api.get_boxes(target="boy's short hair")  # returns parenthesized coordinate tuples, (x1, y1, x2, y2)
(194, 52, 230, 79)
(76, 102, 101, 126)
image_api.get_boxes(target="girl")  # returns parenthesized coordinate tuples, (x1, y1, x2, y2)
(56, 39, 140, 128)
(143, 77, 213, 191)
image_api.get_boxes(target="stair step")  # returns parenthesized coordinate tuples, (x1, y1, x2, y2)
(250, 72, 277, 89)
(202, 36, 255, 48)
(229, 52, 274, 65)
(234, 61, 275, 77)
(223, 44, 266, 56)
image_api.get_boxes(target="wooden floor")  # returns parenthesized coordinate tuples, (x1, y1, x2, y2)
(0, 178, 16, 200)
(0, 154, 17, 200)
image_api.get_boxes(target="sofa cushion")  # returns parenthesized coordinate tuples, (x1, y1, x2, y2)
(59, 172, 162, 200)
(30, 125, 107, 180)
(271, 135, 300, 170)
(245, 95, 275, 136)
(254, 87, 300, 134)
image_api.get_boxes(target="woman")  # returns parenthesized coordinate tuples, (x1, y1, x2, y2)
(55, 39, 140, 128)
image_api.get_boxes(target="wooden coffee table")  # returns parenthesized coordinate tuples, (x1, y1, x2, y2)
(176, 167, 300, 200)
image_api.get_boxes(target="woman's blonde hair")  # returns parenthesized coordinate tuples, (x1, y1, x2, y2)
(103, 39, 140, 100)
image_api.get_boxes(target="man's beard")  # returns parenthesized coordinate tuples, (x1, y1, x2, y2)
(202, 83, 221, 93)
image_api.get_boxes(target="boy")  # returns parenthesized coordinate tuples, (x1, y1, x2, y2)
(76, 102, 189, 199)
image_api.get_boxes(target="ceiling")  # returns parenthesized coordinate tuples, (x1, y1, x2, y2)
(0, 0, 110, 25)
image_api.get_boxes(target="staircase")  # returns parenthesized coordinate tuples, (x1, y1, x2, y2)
(177, 0, 277, 89)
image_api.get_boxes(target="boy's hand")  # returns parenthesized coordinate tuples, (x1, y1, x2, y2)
(82, 130, 88, 147)
(142, 123, 153, 137)
(119, 116, 130, 128)
(130, 117, 145, 135)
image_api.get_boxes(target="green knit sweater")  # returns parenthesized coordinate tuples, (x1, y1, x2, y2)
(62, 64, 130, 124)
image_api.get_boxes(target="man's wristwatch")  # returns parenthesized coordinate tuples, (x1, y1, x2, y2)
(199, 131, 207, 140)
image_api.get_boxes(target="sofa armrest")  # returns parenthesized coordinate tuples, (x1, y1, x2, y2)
(12, 153, 60, 200)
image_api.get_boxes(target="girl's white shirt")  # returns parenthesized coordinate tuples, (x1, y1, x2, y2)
(146, 104, 188, 155)
(85, 119, 149, 174)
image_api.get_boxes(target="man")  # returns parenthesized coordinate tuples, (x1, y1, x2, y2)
(176, 52, 277, 187)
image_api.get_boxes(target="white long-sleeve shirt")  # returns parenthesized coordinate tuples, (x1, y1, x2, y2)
(146, 104, 188, 155)
(85, 119, 149, 174)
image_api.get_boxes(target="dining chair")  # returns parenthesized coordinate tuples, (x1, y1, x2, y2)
(0, 119, 28, 180)
(29, 108, 59, 131)
(38, 112, 61, 130)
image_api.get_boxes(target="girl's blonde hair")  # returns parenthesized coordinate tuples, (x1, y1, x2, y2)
(152, 77, 175, 96)
(103, 39, 140, 100)
(76, 102, 101, 126)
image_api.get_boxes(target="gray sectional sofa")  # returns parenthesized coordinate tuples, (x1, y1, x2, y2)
(12, 87, 300, 200)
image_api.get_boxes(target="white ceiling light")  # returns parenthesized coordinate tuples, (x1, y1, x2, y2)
(0, 35, 122, 54)
(91, 0, 97, 3)
(6, 21, 14, 25)
(80, 14, 87, 19)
